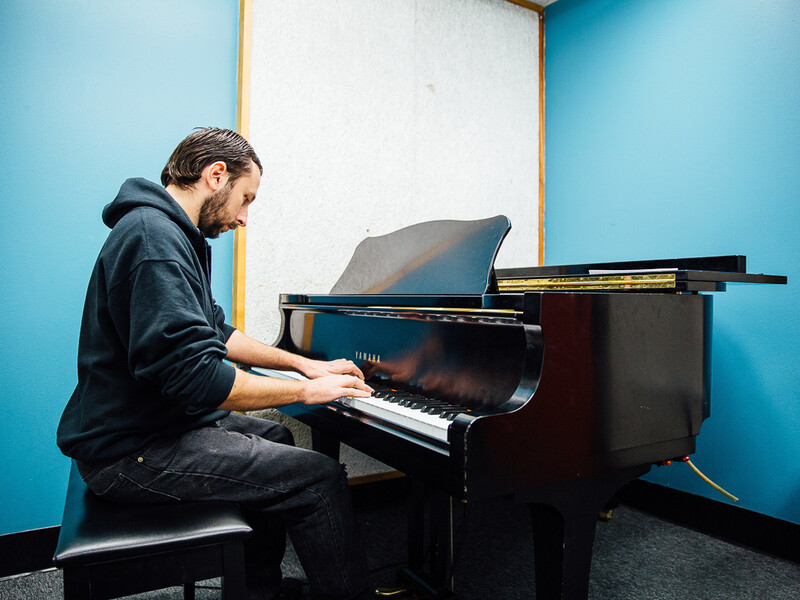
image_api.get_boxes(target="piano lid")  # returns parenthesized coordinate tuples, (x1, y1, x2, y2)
(330, 215, 511, 295)
(495, 255, 787, 292)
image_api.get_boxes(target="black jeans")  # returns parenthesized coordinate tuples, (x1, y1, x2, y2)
(79, 412, 370, 599)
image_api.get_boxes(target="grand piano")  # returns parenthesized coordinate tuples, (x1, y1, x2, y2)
(248, 216, 785, 599)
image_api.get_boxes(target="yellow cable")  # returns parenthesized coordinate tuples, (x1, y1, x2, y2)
(685, 459, 739, 502)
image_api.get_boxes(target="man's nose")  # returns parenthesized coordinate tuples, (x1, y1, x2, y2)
(235, 205, 248, 227)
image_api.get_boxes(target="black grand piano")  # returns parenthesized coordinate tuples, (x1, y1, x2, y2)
(249, 216, 785, 599)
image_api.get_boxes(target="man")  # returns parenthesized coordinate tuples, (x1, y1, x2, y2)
(57, 128, 377, 600)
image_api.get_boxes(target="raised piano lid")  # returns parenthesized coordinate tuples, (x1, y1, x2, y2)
(495, 255, 787, 292)
(330, 215, 511, 295)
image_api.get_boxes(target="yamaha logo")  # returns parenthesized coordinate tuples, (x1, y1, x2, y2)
(354, 351, 381, 363)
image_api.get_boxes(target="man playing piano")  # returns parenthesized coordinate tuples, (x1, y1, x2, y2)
(57, 128, 378, 600)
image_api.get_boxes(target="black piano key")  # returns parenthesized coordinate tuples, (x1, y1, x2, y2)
(366, 385, 477, 421)
(440, 408, 471, 420)
(419, 402, 451, 413)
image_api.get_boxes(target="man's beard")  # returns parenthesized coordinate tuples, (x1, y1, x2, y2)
(198, 180, 237, 239)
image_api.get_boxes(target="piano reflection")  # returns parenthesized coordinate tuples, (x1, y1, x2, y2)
(247, 216, 785, 600)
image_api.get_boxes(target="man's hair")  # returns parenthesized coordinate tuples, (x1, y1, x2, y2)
(160, 127, 263, 189)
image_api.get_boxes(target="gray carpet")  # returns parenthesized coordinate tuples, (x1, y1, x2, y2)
(2, 499, 798, 599)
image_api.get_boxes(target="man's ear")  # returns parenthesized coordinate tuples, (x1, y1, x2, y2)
(204, 161, 228, 191)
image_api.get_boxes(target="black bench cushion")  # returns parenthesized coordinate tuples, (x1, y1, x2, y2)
(54, 462, 252, 567)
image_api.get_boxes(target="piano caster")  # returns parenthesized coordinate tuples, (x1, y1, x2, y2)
(598, 508, 614, 522)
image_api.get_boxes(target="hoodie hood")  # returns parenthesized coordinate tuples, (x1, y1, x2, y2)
(57, 178, 236, 465)
(102, 178, 202, 244)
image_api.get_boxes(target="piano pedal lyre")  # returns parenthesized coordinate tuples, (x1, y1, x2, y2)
(400, 480, 459, 600)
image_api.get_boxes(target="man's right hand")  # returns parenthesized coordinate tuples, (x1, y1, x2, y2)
(302, 374, 373, 405)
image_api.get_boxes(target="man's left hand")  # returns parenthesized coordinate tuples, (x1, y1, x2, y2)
(300, 358, 366, 381)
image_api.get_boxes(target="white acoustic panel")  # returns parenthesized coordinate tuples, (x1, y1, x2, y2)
(244, 0, 540, 474)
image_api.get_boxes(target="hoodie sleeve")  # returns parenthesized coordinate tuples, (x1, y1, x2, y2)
(108, 258, 237, 414)
(213, 302, 237, 341)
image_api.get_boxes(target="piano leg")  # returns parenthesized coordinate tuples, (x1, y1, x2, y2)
(407, 479, 426, 575)
(401, 479, 458, 599)
(524, 465, 651, 600)
(428, 488, 454, 591)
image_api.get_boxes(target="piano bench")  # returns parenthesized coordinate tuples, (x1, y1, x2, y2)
(53, 461, 252, 600)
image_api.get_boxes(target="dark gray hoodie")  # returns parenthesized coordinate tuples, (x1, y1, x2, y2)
(57, 178, 236, 465)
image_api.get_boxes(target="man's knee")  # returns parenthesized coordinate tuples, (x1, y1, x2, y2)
(253, 416, 294, 446)
(272, 423, 295, 447)
(311, 453, 348, 491)
(219, 412, 294, 446)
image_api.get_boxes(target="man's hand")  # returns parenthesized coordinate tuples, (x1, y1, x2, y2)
(302, 374, 373, 405)
(300, 357, 366, 381)
(219, 369, 373, 412)
(225, 331, 366, 381)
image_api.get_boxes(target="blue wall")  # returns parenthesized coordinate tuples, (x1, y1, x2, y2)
(0, 0, 239, 535)
(3, 0, 797, 540)
(544, 0, 800, 523)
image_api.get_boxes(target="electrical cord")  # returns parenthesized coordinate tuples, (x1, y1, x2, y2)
(683, 457, 739, 502)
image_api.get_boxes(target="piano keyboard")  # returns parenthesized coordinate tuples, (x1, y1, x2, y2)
(249, 368, 473, 444)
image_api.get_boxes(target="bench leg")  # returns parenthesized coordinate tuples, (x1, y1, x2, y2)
(220, 541, 246, 600)
(62, 567, 92, 599)
(183, 581, 195, 600)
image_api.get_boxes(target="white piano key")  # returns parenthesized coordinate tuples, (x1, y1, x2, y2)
(249, 367, 451, 443)
(335, 395, 451, 443)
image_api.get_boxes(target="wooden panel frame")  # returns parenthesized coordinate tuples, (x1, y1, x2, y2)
(233, 0, 252, 330)
(538, 8, 545, 266)
(232, 0, 545, 329)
